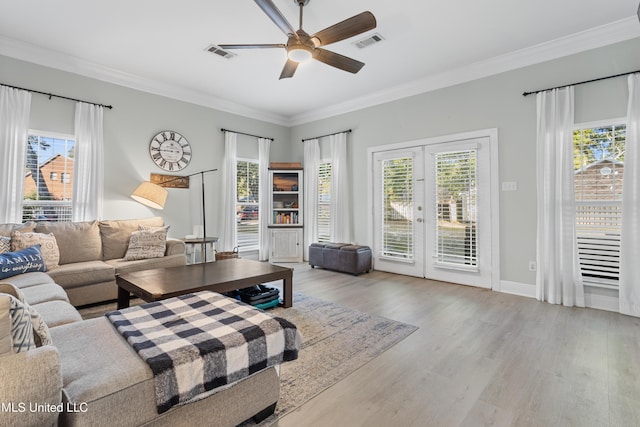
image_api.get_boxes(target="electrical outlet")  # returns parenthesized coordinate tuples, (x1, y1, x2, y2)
(528, 261, 537, 272)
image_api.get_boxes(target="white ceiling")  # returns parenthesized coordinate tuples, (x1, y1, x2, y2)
(1, 0, 639, 126)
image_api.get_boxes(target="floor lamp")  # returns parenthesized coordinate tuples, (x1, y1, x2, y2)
(131, 169, 218, 260)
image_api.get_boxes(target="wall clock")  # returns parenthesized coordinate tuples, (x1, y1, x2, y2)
(149, 130, 192, 171)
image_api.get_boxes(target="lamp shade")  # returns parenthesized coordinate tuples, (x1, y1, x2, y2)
(130, 181, 168, 210)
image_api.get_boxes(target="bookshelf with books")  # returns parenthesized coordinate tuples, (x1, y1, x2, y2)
(269, 169, 303, 262)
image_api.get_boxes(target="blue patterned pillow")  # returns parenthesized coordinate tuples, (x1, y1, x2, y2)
(0, 245, 48, 280)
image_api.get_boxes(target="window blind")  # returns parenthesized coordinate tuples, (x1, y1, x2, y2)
(317, 162, 331, 243)
(574, 124, 625, 288)
(433, 150, 478, 268)
(380, 157, 414, 260)
(236, 160, 260, 251)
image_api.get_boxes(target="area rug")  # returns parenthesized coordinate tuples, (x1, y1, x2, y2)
(79, 293, 418, 425)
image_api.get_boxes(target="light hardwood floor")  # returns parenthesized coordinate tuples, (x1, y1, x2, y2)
(272, 264, 640, 427)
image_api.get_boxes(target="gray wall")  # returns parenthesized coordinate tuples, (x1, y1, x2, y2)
(0, 55, 290, 240)
(2, 35, 639, 288)
(289, 37, 640, 286)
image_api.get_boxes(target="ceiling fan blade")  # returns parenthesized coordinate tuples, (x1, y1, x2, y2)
(311, 11, 376, 47)
(218, 44, 285, 49)
(279, 59, 299, 80)
(313, 48, 365, 74)
(254, 0, 297, 37)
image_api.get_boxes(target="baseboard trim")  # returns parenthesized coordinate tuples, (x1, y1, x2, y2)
(584, 292, 619, 313)
(497, 280, 620, 312)
(498, 281, 536, 298)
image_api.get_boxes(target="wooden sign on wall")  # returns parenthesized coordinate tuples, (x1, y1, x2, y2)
(150, 173, 190, 189)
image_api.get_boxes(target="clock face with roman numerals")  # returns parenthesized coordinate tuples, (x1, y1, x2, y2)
(149, 131, 191, 171)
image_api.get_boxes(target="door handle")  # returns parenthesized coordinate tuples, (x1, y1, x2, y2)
(416, 218, 423, 223)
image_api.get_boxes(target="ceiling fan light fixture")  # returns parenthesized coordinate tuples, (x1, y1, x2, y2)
(287, 45, 313, 63)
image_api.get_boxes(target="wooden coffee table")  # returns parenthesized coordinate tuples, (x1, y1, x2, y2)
(116, 258, 293, 309)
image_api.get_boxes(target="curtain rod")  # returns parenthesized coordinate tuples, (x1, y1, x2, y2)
(522, 69, 640, 97)
(1, 82, 113, 109)
(220, 128, 273, 141)
(301, 129, 352, 142)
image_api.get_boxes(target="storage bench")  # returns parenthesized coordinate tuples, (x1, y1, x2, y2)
(309, 242, 372, 275)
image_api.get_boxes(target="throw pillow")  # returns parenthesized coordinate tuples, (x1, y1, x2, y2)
(0, 245, 48, 280)
(0, 236, 10, 254)
(0, 222, 36, 238)
(99, 217, 164, 260)
(0, 282, 51, 348)
(123, 225, 169, 261)
(11, 231, 60, 269)
(6, 294, 36, 353)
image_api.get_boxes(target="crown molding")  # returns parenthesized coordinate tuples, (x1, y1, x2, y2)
(0, 36, 291, 126)
(288, 16, 640, 126)
(2, 16, 639, 128)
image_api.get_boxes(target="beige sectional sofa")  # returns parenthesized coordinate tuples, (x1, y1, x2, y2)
(0, 272, 280, 427)
(0, 217, 186, 307)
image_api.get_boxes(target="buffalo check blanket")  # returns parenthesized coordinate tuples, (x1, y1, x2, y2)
(105, 291, 301, 414)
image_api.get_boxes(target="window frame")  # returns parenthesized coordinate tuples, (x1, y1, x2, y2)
(22, 129, 75, 223)
(317, 159, 332, 243)
(235, 157, 260, 252)
(573, 117, 626, 289)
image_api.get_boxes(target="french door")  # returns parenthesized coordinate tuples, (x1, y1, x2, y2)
(371, 132, 498, 289)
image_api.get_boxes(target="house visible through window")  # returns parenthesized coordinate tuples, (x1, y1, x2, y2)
(574, 122, 625, 288)
(236, 159, 259, 252)
(317, 162, 332, 243)
(22, 131, 75, 222)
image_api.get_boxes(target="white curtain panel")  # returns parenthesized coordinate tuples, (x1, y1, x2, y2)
(73, 102, 104, 221)
(258, 137, 271, 261)
(619, 73, 640, 317)
(329, 132, 352, 243)
(303, 139, 320, 260)
(220, 131, 237, 252)
(0, 86, 31, 223)
(535, 87, 584, 307)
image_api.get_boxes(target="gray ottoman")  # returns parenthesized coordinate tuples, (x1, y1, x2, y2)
(309, 242, 372, 275)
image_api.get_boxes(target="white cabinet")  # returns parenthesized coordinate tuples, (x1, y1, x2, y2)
(269, 169, 303, 262)
(270, 228, 303, 262)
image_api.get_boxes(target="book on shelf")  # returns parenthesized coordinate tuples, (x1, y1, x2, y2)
(273, 212, 298, 224)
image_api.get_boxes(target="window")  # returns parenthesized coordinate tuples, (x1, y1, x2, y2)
(236, 159, 259, 251)
(380, 157, 414, 260)
(22, 131, 75, 222)
(433, 149, 478, 268)
(574, 122, 625, 288)
(317, 162, 332, 243)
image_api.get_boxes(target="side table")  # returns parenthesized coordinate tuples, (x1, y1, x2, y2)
(182, 237, 219, 264)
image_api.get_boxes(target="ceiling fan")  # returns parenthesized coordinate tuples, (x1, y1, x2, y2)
(219, 0, 377, 79)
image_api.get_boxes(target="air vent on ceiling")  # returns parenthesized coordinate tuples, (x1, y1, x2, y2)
(205, 44, 237, 59)
(354, 33, 385, 49)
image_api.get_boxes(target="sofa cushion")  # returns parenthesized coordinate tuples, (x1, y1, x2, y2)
(0, 295, 12, 355)
(46, 260, 115, 289)
(0, 246, 48, 280)
(11, 231, 60, 269)
(18, 282, 70, 305)
(0, 222, 36, 237)
(99, 217, 164, 260)
(35, 220, 102, 265)
(123, 225, 169, 261)
(0, 236, 10, 253)
(32, 300, 82, 327)
(106, 253, 186, 275)
(51, 317, 157, 423)
(2, 272, 56, 290)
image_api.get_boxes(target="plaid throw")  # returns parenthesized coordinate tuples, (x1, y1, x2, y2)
(106, 291, 301, 414)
